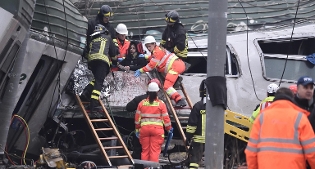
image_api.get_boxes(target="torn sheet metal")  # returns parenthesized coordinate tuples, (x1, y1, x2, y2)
(71, 60, 149, 109)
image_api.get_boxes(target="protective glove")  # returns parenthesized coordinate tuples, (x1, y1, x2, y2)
(138, 54, 145, 58)
(135, 132, 140, 138)
(117, 58, 124, 62)
(134, 69, 142, 77)
(168, 127, 174, 133)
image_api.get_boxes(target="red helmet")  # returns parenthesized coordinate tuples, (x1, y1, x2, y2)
(148, 78, 161, 88)
(289, 85, 297, 94)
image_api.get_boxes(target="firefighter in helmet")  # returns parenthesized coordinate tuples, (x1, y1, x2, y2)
(160, 10, 188, 59)
(84, 5, 116, 58)
(80, 24, 119, 112)
(185, 79, 207, 169)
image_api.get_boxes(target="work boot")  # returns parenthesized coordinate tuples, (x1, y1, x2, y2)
(87, 99, 101, 113)
(173, 76, 183, 89)
(80, 84, 93, 101)
(174, 99, 187, 108)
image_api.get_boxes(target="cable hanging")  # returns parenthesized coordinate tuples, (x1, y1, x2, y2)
(278, 0, 301, 87)
(237, 0, 262, 101)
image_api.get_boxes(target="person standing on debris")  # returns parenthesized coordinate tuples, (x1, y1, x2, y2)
(80, 24, 119, 112)
(112, 23, 130, 71)
(160, 10, 188, 59)
(135, 35, 187, 108)
(245, 87, 315, 169)
(84, 5, 116, 58)
(134, 81, 173, 162)
(126, 78, 162, 159)
(185, 79, 207, 169)
(249, 83, 278, 123)
(114, 23, 130, 60)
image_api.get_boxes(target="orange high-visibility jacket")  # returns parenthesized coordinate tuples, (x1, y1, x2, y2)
(114, 38, 130, 59)
(245, 100, 315, 169)
(135, 98, 172, 131)
(140, 46, 178, 74)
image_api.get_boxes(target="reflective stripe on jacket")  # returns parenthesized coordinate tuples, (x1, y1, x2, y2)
(160, 23, 188, 58)
(135, 98, 172, 131)
(245, 100, 315, 169)
(140, 46, 178, 74)
(249, 96, 274, 123)
(88, 35, 111, 64)
(186, 101, 206, 143)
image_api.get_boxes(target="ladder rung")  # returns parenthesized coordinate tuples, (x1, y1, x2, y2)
(178, 117, 189, 120)
(90, 119, 109, 122)
(174, 106, 191, 110)
(108, 155, 128, 159)
(99, 137, 118, 140)
(95, 128, 113, 131)
(103, 146, 123, 149)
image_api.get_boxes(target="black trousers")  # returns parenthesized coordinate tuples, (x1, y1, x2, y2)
(132, 134, 142, 159)
(87, 60, 110, 100)
(189, 141, 205, 168)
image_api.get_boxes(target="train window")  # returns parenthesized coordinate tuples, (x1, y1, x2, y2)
(258, 37, 315, 55)
(263, 55, 315, 81)
(184, 47, 240, 76)
(0, 42, 20, 102)
(225, 47, 239, 76)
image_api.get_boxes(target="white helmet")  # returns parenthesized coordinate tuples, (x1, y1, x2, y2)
(115, 23, 128, 35)
(144, 36, 156, 44)
(148, 82, 159, 92)
(267, 83, 279, 93)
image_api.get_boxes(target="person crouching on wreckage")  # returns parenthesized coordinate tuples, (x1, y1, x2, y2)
(134, 35, 187, 108)
(80, 24, 119, 112)
(134, 81, 173, 162)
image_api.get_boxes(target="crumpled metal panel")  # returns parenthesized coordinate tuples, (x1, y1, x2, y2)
(71, 61, 149, 109)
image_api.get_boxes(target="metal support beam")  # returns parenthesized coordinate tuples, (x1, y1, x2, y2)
(205, 0, 228, 169)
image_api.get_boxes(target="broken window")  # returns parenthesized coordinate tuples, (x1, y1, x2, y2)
(225, 47, 239, 76)
(0, 42, 20, 101)
(185, 46, 240, 76)
(258, 37, 315, 55)
(258, 37, 315, 81)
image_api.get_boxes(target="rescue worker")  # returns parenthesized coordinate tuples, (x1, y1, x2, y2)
(126, 78, 162, 159)
(84, 5, 116, 57)
(185, 79, 207, 169)
(114, 23, 130, 60)
(249, 83, 278, 123)
(80, 24, 119, 112)
(135, 81, 173, 162)
(160, 10, 188, 59)
(135, 35, 187, 108)
(245, 87, 315, 169)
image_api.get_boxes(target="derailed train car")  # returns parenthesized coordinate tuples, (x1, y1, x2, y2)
(0, 0, 315, 168)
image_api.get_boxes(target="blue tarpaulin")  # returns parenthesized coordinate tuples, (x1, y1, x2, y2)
(306, 53, 315, 65)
